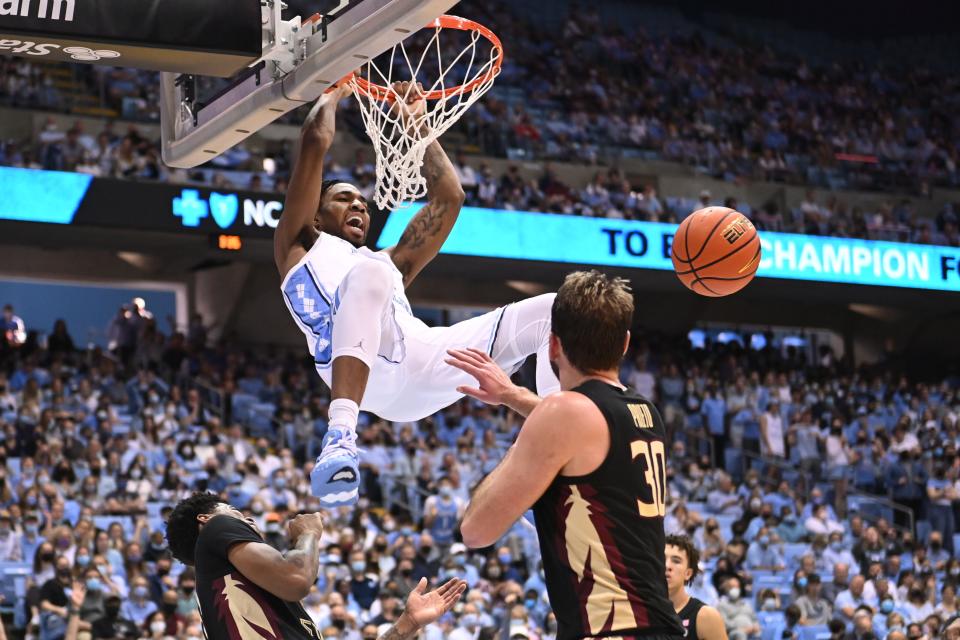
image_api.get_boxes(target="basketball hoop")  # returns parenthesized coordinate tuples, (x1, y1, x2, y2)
(345, 15, 503, 211)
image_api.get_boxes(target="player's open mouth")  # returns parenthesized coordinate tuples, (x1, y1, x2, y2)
(346, 216, 365, 235)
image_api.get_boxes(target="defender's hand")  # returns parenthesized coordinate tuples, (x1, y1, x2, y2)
(400, 577, 467, 629)
(446, 348, 517, 406)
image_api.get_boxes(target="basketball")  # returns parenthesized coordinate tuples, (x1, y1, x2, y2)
(671, 207, 762, 297)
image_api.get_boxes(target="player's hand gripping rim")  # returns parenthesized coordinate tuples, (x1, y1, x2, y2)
(445, 347, 516, 406)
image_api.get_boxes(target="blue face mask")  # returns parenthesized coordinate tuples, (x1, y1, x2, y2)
(400, 527, 413, 536)
(881, 600, 894, 613)
(76, 556, 90, 567)
(274, 478, 287, 489)
(86, 578, 102, 592)
(351, 561, 366, 573)
(454, 554, 466, 566)
(797, 577, 808, 588)
(525, 598, 537, 609)
(134, 586, 150, 599)
(498, 553, 512, 565)
(830, 541, 843, 552)
(759, 536, 770, 547)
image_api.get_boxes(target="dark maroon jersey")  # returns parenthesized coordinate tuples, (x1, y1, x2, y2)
(533, 380, 684, 640)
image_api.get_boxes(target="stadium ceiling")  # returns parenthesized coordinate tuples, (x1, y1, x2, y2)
(669, 0, 957, 37)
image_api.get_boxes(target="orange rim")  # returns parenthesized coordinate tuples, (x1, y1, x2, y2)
(349, 15, 503, 101)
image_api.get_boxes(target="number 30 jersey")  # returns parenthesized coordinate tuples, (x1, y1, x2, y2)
(532, 380, 685, 640)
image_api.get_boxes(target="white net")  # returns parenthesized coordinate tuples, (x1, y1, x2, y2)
(348, 16, 502, 211)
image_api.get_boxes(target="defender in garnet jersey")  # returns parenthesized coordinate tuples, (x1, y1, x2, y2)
(451, 271, 685, 640)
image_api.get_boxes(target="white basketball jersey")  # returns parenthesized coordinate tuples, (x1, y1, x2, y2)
(280, 232, 415, 370)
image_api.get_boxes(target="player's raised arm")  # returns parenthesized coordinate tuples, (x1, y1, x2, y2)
(384, 82, 466, 287)
(461, 392, 600, 548)
(227, 513, 324, 602)
(274, 84, 354, 278)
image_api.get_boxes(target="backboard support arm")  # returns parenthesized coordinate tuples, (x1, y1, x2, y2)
(160, 0, 459, 169)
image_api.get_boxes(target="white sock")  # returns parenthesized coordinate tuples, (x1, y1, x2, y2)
(329, 398, 360, 432)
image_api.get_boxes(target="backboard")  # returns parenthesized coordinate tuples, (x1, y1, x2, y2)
(160, 0, 461, 169)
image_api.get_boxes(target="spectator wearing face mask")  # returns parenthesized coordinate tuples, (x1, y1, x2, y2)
(120, 575, 158, 626)
(423, 477, 465, 555)
(159, 588, 184, 636)
(143, 611, 169, 639)
(776, 508, 807, 543)
(745, 529, 785, 571)
(40, 555, 87, 639)
(349, 550, 380, 610)
(262, 512, 288, 551)
(449, 603, 483, 640)
(757, 588, 780, 614)
(91, 594, 139, 639)
(823, 532, 857, 573)
(0, 510, 22, 560)
(20, 512, 45, 562)
(251, 439, 282, 478)
(794, 573, 833, 626)
(78, 566, 112, 623)
(256, 469, 299, 512)
(716, 576, 759, 640)
(449, 543, 480, 588)
(493, 546, 524, 584)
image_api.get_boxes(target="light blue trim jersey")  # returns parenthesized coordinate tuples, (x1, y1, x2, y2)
(280, 233, 412, 370)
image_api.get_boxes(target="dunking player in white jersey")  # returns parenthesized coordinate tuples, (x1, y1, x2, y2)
(274, 83, 559, 508)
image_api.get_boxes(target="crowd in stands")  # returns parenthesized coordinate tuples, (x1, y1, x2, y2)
(0, 294, 957, 640)
(458, 2, 960, 195)
(1, 113, 958, 248)
(3, 1, 960, 197)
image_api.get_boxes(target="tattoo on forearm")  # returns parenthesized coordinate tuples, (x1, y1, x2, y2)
(397, 146, 451, 252)
(379, 620, 418, 640)
(284, 532, 319, 579)
(393, 143, 462, 282)
(397, 203, 447, 253)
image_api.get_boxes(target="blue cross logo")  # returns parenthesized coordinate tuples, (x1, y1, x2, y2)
(173, 189, 209, 227)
